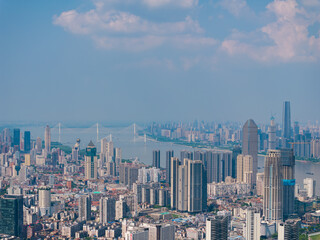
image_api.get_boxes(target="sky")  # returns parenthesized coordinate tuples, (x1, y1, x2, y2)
(0, 0, 320, 124)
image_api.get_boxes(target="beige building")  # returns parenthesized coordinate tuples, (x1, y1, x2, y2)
(237, 154, 254, 185)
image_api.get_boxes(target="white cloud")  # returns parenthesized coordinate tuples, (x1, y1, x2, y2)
(53, 10, 203, 35)
(53, 4, 216, 51)
(143, 0, 198, 8)
(221, 0, 320, 62)
(219, 0, 251, 17)
(301, 0, 320, 7)
(92, 0, 198, 9)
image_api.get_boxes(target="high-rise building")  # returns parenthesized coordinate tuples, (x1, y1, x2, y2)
(187, 159, 207, 213)
(263, 149, 295, 221)
(256, 173, 264, 196)
(85, 141, 98, 180)
(24, 131, 31, 153)
(13, 128, 20, 148)
(0, 195, 23, 237)
(44, 125, 51, 153)
(36, 137, 42, 154)
(119, 163, 140, 188)
(115, 199, 127, 220)
(148, 224, 175, 240)
(153, 150, 160, 168)
(268, 117, 277, 150)
(242, 119, 258, 184)
(24, 154, 31, 166)
(171, 158, 206, 213)
(206, 215, 228, 240)
(99, 197, 116, 223)
(232, 146, 241, 179)
(278, 219, 300, 240)
(303, 178, 316, 198)
(244, 208, 260, 240)
(237, 155, 253, 186)
(166, 150, 174, 184)
(105, 136, 114, 162)
(78, 195, 91, 221)
(178, 164, 188, 211)
(170, 157, 180, 210)
(38, 187, 51, 216)
(180, 150, 193, 161)
(282, 101, 291, 141)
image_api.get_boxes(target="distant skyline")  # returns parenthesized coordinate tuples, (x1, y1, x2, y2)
(1, 0, 320, 123)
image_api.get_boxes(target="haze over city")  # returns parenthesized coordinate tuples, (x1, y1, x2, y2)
(1, 0, 320, 123)
(1, 1, 320, 240)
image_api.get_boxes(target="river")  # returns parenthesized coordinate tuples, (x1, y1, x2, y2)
(16, 124, 320, 195)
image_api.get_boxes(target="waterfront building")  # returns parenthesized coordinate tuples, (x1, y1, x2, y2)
(263, 149, 295, 221)
(153, 150, 160, 168)
(166, 150, 174, 184)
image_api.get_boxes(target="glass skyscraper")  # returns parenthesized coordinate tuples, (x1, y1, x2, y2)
(0, 195, 23, 237)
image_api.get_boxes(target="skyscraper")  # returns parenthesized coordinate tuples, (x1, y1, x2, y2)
(148, 224, 175, 240)
(244, 208, 260, 240)
(278, 219, 300, 240)
(24, 131, 31, 153)
(180, 150, 193, 161)
(39, 187, 51, 216)
(44, 125, 51, 153)
(171, 158, 206, 213)
(237, 154, 253, 185)
(282, 101, 291, 140)
(206, 215, 228, 240)
(170, 157, 180, 210)
(153, 150, 160, 168)
(36, 137, 42, 154)
(0, 195, 23, 237)
(85, 141, 98, 180)
(166, 150, 174, 184)
(187, 159, 207, 213)
(78, 195, 91, 221)
(263, 149, 295, 221)
(99, 197, 116, 223)
(242, 119, 258, 184)
(13, 128, 20, 148)
(268, 117, 277, 150)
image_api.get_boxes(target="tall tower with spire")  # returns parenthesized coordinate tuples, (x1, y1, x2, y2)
(282, 101, 292, 148)
(268, 116, 277, 150)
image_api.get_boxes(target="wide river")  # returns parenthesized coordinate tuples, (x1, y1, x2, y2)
(17, 124, 320, 195)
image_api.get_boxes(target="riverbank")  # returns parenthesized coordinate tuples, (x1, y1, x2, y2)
(144, 134, 320, 163)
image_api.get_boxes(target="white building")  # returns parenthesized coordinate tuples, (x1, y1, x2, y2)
(244, 208, 260, 240)
(38, 187, 51, 216)
(304, 178, 316, 198)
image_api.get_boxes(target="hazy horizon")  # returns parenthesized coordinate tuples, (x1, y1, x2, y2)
(1, 0, 319, 123)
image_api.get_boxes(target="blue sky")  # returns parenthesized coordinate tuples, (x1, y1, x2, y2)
(0, 0, 319, 124)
